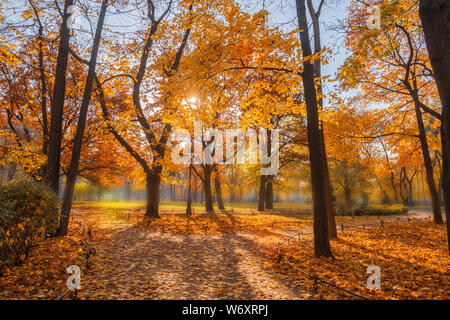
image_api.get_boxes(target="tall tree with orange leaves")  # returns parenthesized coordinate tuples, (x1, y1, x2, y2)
(340, 0, 443, 224)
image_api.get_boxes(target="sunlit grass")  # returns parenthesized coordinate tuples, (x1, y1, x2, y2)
(73, 200, 412, 216)
(72, 200, 314, 213)
(368, 204, 409, 211)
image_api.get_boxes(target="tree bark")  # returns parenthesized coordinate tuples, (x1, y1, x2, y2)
(7, 162, 16, 181)
(146, 172, 161, 218)
(258, 174, 266, 212)
(414, 103, 443, 224)
(296, 0, 332, 258)
(214, 177, 225, 210)
(186, 165, 192, 215)
(171, 184, 176, 201)
(57, 0, 108, 236)
(203, 167, 214, 212)
(321, 130, 337, 238)
(419, 0, 450, 253)
(265, 177, 274, 210)
(344, 187, 352, 209)
(29, 0, 49, 159)
(435, 151, 444, 204)
(193, 173, 198, 202)
(306, 0, 337, 240)
(390, 171, 399, 203)
(45, 0, 74, 193)
(399, 167, 408, 206)
(408, 179, 414, 206)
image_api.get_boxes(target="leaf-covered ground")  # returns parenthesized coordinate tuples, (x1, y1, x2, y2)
(0, 222, 88, 299)
(0, 208, 448, 300)
(263, 221, 449, 299)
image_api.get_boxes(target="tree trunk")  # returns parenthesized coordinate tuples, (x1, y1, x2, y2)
(258, 174, 266, 212)
(414, 103, 443, 224)
(203, 169, 214, 212)
(186, 165, 192, 215)
(399, 167, 408, 206)
(381, 188, 391, 204)
(214, 177, 225, 210)
(408, 179, 414, 207)
(390, 171, 399, 203)
(169, 184, 174, 201)
(344, 187, 352, 209)
(201, 185, 204, 203)
(146, 172, 161, 218)
(7, 162, 16, 181)
(193, 174, 198, 202)
(307, 0, 337, 240)
(265, 177, 274, 210)
(420, 0, 450, 253)
(45, 0, 74, 194)
(125, 179, 132, 201)
(321, 129, 337, 238)
(29, 0, 49, 160)
(296, 0, 332, 258)
(57, 0, 108, 236)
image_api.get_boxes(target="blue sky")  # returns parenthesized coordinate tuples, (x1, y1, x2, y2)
(239, 0, 352, 96)
(236, 0, 362, 110)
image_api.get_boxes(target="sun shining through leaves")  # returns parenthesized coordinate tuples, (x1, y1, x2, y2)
(0, 0, 448, 302)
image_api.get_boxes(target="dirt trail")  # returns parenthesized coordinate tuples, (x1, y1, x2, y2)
(73, 209, 306, 300)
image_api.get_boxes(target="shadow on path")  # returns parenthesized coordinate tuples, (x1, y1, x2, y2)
(74, 209, 305, 300)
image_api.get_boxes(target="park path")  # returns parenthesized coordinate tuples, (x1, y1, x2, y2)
(72, 209, 306, 300)
(71, 208, 436, 300)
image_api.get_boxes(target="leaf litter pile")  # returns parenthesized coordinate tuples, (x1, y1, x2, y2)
(0, 208, 448, 300)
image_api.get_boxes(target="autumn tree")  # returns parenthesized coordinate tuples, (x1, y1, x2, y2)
(295, 0, 333, 258)
(419, 0, 450, 253)
(57, 0, 109, 236)
(94, 0, 193, 218)
(0, 0, 135, 208)
(46, 0, 74, 193)
(306, 0, 337, 238)
(341, 0, 443, 224)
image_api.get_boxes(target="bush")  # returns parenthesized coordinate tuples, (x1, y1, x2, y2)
(335, 204, 408, 217)
(0, 180, 59, 275)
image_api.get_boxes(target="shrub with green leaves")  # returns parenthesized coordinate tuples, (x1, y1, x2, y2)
(335, 204, 408, 217)
(0, 180, 59, 275)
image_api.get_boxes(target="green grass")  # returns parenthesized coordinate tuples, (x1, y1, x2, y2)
(335, 204, 409, 217)
(365, 204, 408, 211)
